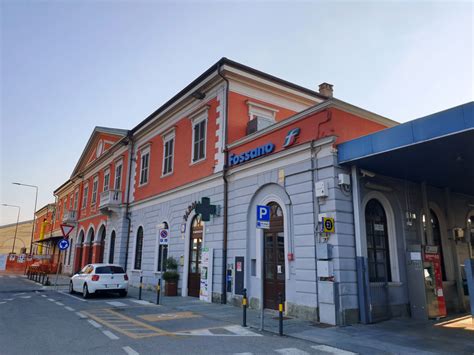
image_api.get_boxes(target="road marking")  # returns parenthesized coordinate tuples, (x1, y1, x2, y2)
(47, 298, 55, 302)
(0, 302, 6, 304)
(102, 330, 119, 340)
(275, 349, 310, 355)
(76, 312, 87, 319)
(174, 325, 261, 337)
(233, 353, 253, 355)
(129, 300, 151, 305)
(311, 345, 357, 355)
(8, 276, 17, 278)
(106, 301, 127, 307)
(55, 302, 65, 306)
(41, 295, 47, 298)
(58, 291, 87, 302)
(14, 293, 26, 296)
(4, 298, 13, 301)
(20, 296, 32, 299)
(123, 346, 139, 355)
(88, 319, 103, 328)
(65, 306, 75, 311)
(82, 309, 170, 339)
(139, 311, 199, 322)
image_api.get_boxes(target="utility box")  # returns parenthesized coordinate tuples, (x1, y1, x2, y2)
(315, 181, 328, 198)
(317, 260, 333, 277)
(338, 173, 351, 186)
(316, 243, 332, 260)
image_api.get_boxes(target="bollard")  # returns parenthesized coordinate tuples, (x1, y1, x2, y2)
(156, 279, 161, 305)
(41, 273, 45, 285)
(242, 288, 248, 327)
(278, 292, 284, 336)
(46, 276, 50, 286)
(138, 276, 143, 300)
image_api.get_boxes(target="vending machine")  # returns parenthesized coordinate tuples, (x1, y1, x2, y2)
(423, 245, 447, 318)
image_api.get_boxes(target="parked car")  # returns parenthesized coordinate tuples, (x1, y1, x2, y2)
(70, 264, 128, 298)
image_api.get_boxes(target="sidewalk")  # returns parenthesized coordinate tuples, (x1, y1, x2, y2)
(128, 286, 474, 355)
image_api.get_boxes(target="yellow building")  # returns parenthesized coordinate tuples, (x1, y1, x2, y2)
(0, 220, 33, 254)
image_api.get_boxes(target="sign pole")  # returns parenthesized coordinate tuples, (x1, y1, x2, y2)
(160, 246, 164, 304)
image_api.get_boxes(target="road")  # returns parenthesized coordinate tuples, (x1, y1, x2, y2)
(0, 274, 352, 355)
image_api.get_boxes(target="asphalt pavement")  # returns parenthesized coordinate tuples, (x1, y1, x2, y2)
(0, 274, 351, 355)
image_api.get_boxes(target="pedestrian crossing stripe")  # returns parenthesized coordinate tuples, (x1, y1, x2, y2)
(174, 325, 261, 337)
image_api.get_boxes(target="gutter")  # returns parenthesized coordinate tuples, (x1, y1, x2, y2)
(217, 64, 229, 304)
(123, 131, 135, 272)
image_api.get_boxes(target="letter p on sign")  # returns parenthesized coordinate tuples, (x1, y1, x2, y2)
(256, 205, 270, 229)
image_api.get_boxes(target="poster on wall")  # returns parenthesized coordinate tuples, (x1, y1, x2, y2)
(199, 247, 214, 303)
(0, 254, 7, 271)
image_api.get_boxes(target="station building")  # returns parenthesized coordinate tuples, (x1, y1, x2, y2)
(40, 58, 473, 326)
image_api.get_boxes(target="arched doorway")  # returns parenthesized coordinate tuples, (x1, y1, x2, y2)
(109, 231, 116, 264)
(263, 202, 285, 310)
(75, 231, 84, 273)
(188, 216, 203, 297)
(87, 229, 94, 264)
(365, 198, 391, 322)
(97, 226, 106, 263)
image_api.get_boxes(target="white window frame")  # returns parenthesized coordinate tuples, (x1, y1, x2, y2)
(162, 130, 175, 176)
(247, 101, 278, 122)
(139, 147, 150, 186)
(103, 168, 110, 192)
(82, 183, 89, 209)
(114, 161, 123, 191)
(191, 113, 207, 164)
(91, 176, 98, 205)
(74, 190, 79, 211)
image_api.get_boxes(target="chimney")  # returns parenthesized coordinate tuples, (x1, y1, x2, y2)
(318, 82, 333, 98)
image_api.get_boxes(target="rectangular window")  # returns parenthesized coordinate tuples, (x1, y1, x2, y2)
(91, 177, 98, 204)
(115, 163, 122, 190)
(69, 194, 74, 209)
(103, 169, 110, 192)
(74, 191, 79, 210)
(162, 138, 174, 175)
(82, 184, 89, 209)
(139, 150, 150, 185)
(192, 118, 206, 162)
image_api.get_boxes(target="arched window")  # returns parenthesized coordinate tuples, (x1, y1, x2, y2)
(109, 231, 116, 264)
(365, 199, 391, 282)
(134, 227, 144, 270)
(87, 229, 94, 264)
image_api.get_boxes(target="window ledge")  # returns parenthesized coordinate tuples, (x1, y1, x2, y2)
(138, 181, 149, 188)
(161, 172, 174, 178)
(190, 158, 206, 167)
(131, 269, 142, 273)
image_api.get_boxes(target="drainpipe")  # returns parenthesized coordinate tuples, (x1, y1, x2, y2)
(218, 64, 229, 304)
(310, 140, 321, 320)
(351, 165, 370, 323)
(124, 132, 135, 272)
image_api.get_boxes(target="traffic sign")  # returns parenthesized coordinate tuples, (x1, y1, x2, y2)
(256, 205, 270, 229)
(159, 229, 169, 245)
(60, 224, 74, 238)
(58, 239, 70, 250)
(321, 217, 335, 233)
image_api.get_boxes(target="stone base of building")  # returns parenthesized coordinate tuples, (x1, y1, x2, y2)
(286, 302, 318, 322)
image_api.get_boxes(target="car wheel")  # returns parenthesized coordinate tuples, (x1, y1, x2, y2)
(69, 281, 74, 294)
(119, 290, 127, 297)
(83, 284, 90, 299)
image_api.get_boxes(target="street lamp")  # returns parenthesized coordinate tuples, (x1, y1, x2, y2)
(12, 182, 38, 254)
(1, 204, 20, 253)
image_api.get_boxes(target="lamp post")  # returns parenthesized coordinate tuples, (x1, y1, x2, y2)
(12, 182, 38, 254)
(1, 204, 21, 253)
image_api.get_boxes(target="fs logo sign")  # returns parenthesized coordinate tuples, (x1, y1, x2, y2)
(283, 128, 300, 148)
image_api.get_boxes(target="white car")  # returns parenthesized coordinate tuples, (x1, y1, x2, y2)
(70, 264, 129, 298)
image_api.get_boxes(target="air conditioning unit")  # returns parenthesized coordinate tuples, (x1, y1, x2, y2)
(247, 116, 274, 135)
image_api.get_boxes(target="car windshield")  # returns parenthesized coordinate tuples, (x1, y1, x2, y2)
(95, 266, 125, 274)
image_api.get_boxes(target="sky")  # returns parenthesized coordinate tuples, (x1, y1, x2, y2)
(1, 0, 473, 225)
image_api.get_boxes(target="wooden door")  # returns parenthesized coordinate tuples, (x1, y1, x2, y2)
(188, 217, 203, 297)
(264, 203, 285, 310)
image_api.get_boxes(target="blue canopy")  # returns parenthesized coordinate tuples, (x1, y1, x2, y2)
(338, 102, 474, 196)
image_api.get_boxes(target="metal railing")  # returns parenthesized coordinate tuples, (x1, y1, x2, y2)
(62, 209, 77, 223)
(99, 190, 122, 209)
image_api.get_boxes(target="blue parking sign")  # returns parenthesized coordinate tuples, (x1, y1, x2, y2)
(256, 205, 270, 229)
